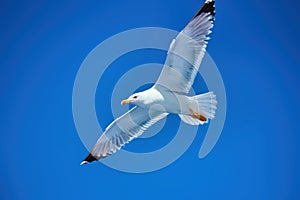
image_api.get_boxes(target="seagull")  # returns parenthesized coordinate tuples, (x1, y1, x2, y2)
(81, 0, 217, 165)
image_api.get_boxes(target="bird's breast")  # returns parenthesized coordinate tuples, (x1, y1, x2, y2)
(148, 89, 190, 114)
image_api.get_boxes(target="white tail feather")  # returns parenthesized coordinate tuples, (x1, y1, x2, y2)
(192, 91, 217, 119)
(179, 91, 217, 125)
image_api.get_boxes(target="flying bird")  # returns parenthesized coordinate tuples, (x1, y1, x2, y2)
(81, 0, 217, 165)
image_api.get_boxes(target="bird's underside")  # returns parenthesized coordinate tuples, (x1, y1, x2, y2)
(81, 0, 217, 165)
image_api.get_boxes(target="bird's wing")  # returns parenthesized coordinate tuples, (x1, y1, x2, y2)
(81, 106, 168, 164)
(154, 0, 215, 94)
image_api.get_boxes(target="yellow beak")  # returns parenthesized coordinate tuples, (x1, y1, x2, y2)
(121, 99, 132, 105)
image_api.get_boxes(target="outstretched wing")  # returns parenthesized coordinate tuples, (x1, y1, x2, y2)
(81, 107, 168, 164)
(154, 0, 215, 94)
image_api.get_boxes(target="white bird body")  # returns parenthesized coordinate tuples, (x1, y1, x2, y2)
(133, 87, 195, 115)
(81, 0, 217, 164)
(126, 86, 216, 123)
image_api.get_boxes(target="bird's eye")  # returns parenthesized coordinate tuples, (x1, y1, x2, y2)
(133, 96, 138, 99)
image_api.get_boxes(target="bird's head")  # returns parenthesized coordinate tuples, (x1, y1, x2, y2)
(121, 92, 146, 106)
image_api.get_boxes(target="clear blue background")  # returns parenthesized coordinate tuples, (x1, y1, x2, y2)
(1, 0, 299, 199)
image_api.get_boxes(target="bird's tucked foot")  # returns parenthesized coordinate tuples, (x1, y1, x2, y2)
(188, 108, 207, 122)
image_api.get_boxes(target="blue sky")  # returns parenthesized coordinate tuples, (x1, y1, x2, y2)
(0, 0, 299, 199)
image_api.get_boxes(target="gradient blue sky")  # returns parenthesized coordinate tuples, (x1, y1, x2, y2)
(0, 0, 299, 199)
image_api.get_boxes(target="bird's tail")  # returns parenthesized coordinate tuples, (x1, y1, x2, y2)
(192, 91, 217, 119)
(179, 92, 217, 125)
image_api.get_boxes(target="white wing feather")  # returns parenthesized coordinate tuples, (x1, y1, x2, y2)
(86, 107, 168, 160)
(155, 0, 215, 94)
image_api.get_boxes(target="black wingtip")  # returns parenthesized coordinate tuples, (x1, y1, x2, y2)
(192, 0, 215, 20)
(80, 153, 98, 165)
